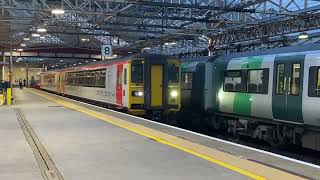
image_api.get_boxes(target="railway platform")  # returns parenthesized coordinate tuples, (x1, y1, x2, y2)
(0, 88, 319, 180)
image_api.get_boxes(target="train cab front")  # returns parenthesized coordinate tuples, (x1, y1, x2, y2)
(128, 55, 181, 120)
(166, 58, 181, 115)
(144, 56, 181, 120)
(128, 58, 145, 116)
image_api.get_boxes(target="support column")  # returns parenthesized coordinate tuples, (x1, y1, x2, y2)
(9, 46, 13, 104)
(26, 61, 29, 87)
(0, 56, 4, 82)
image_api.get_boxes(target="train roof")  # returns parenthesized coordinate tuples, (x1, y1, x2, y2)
(44, 53, 176, 73)
(217, 43, 320, 60)
(182, 43, 320, 65)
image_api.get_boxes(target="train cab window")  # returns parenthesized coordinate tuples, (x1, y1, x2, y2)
(308, 66, 320, 97)
(276, 64, 285, 95)
(290, 63, 301, 95)
(247, 69, 269, 94)
(131, 60, 143, 83)
(169, 64, 179, 83)
(224, 71, 242, 92)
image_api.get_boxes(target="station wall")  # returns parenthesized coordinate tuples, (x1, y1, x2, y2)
(2, 66, 44, 86)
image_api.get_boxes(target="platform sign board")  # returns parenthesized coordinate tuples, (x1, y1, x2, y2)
(101, 44, 113, 57)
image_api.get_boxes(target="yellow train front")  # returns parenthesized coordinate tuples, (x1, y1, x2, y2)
(40, 53, 181, 120)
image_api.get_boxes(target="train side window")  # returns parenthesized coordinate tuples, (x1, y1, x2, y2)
(224, 70, 242, 92)
(308, 66, 320, 97)
(124, 68, 127, 85)
(96, 69, 106, 88)
(276, 64, 285, 95)
(290, 63, 301, 95)
(247, 69, 269, 94)
(318, 68, 320, 94)
(182, 72, 193, 89)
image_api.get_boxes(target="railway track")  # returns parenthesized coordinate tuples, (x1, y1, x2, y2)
(39, 88, 320, 167)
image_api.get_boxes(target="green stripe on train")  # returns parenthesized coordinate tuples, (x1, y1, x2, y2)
(232, 56, 263, 116)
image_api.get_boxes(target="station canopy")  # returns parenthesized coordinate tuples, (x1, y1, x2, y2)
(1, 0, 320, 66)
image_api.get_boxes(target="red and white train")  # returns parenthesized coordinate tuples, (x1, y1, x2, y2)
(40, 54, 181, 119)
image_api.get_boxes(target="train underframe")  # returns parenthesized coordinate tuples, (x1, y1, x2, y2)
(204, 113, 320, 151)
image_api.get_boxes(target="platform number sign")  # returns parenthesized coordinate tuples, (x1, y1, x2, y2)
(101, 44, 112, 57)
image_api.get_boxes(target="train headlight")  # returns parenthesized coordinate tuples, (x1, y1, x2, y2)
(170, 90, 178, 97)
(132, 91, 143, 97)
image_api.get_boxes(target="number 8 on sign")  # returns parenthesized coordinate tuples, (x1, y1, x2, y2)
(101, 45, 112, 57)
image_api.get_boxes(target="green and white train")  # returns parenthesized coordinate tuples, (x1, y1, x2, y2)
(181, 44, 320, 151)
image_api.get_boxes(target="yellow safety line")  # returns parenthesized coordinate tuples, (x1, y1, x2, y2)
(29, 89, 267, 180)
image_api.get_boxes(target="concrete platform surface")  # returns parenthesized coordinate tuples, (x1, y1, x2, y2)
(12, 89, 250, 180)
(0, 106, 42, 180)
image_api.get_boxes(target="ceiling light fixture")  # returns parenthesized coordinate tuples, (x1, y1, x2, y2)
(298, 32, 309, 39)
(81, 38, 90, 42)
(37, 28, 47, 33)
(32, 33, 40, 37)
(20, 44, 26, 47)
(52, 9, 65, 15)
(23, 38, 30, 41)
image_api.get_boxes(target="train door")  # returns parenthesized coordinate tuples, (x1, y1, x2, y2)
(60, 72, 65, 93)
(122, 65, 129, 107)
(151, 65, 163, 107)
(116, 64, 123, 106)
(272, 55, 304, 123)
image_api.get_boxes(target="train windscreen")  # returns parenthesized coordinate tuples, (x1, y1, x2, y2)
(131, 60, 143, 83)
(169, 64, 179, 83)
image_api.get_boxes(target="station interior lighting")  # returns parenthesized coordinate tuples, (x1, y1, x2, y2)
(20, 43, 26, 47)
(164, 42, 177, 46)
(51, 9, 65, 15)
(81, 38, 90, 42)
(40, 36, 45, 39)
(32, 33, 40, 37)
(23, 38, 30, 41)
(298, 32, 309, 39)
(37, 28, 47, 33)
